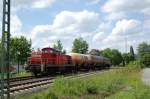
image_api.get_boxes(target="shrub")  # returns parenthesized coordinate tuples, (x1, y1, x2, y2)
(86, 84, 98, 94)
(127, 61, 143, 70)
(45, 90, 58, 99)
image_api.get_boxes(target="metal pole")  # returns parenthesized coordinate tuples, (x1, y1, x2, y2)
(18, 54, 19, 73)
(1, 0, 6, 98)
(7, 0, 11, 98)
(1, 0, 11, 99)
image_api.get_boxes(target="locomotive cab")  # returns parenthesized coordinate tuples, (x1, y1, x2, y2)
(27, 47, 73, 76)
(41, 48, 73, 74)
(27, 50, 42, 76)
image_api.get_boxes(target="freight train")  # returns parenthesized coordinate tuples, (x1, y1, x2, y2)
(27, 47, 111, 76)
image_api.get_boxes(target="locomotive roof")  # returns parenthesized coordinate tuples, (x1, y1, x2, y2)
(42, 47, 61, 53)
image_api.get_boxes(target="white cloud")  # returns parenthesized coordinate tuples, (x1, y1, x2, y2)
(143, 20, 150, 30)
(52, 10, 100, 33)
(12, 0, 56, 10)
(31, 25, 51, 39)
(105, 12, 125, 21)
(102, 0, 150, 13)
(31, 0, 55, 8)
(102, 0, 150, 20)
(96, 19, 147, 52)
(32, 10, 100, 37)
(104, 19, 141, 43)
(11, 15, 22, 34)
(86, 0, 100, 4)
(74, 0, 100, 4)
(30, 10, 101, 49)
(92, 19, 141, 46)
(111, 19, 141, 36)
(92, 32, 107, 42)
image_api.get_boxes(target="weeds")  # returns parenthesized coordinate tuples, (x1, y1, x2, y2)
(12, 71, 32, 77)
(22, 66, 150, 99)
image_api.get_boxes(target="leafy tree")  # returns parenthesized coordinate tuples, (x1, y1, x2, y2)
(72, 37, 88, 54)
(137, 42, 150, 67)
(122, 46, 135, 65)
(89, 49, 100, 56)
(100, 48, 123, 66)
(122, 53, 134, 65)
(0, 37, 31, 72)
(53, 40, 63, 52)
(62, 50, 66, 54)
(130, 46, 135, 60)
(10, 36, 31, 72)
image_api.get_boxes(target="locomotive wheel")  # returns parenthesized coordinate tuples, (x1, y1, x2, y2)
(33, 72, 37, 76)
(74, 66, 77, 73)
(33, 70, 38, 77)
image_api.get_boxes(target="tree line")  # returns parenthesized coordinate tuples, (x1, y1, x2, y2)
(54, 37, 150, 67)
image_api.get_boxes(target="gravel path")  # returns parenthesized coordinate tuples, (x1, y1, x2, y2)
(142, 68, 150, 85)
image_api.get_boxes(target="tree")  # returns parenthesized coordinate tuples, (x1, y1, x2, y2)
(10, 36, 32, 72)
(89, 49, 100, 56)
(62, 50, 66, 54)
(137, 42, 150, 67)
(122, 53, 133, 65)
(122, 46, 135, 65)
(130, 46, 135, 60)
(72, 37, 88, 54)
(53, 40, 63, 52)
(100, 48, 123, 66)
(100, 48, 111, 58)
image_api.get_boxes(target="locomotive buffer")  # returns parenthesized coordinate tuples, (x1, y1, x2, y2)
(1, 0, 11, 99)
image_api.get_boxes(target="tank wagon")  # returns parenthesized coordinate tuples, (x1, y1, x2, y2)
(68, 53, 111, 70)
(27, 47, 111, 76)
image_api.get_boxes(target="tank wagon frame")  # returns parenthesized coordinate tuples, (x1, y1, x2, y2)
(27, 47, 111, 76)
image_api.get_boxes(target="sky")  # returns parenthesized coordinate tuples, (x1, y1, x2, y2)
(0, 0, 149, 53)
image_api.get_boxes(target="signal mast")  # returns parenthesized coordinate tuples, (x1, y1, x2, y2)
(1, 0, 11, 99)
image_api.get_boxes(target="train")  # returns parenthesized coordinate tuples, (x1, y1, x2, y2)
(26, 47, 111, 76)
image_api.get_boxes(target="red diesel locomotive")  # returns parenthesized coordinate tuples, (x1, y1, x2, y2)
(27, 47, 111, 76)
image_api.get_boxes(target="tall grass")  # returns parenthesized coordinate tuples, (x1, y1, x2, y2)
(22, 65, 150, 99)
(12, 71, 32, 78)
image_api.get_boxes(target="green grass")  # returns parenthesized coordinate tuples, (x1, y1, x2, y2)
(21, 66, 150, 99)
(0, 71, 32, 79)
(12, 71, 32, 78)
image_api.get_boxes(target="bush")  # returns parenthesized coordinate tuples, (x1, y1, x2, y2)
(86, 84, 98, 94)
(127, 61, 143, 69)
(45, 90, 58, 99)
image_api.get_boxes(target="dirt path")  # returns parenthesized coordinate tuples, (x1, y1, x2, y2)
(142, 68, 150, 85)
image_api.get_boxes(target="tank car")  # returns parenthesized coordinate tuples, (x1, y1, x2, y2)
(67, 53, 111, 70)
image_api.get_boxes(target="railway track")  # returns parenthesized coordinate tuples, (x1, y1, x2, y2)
(3, 69, 112, 99)
(4, 76, 35, 82)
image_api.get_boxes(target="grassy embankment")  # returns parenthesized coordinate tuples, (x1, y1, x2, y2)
(22, 61, 150, 99)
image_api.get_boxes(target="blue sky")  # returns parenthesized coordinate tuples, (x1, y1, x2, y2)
(0, 0, 149, 53)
